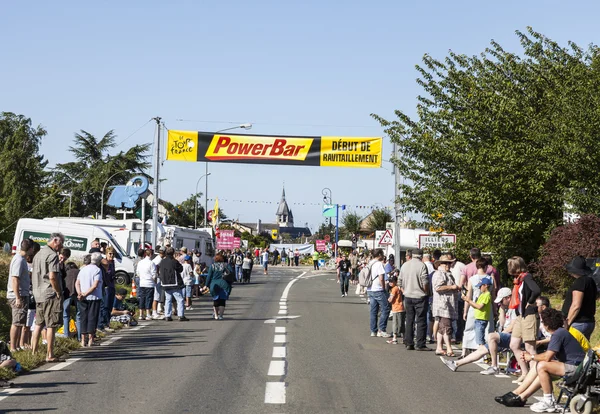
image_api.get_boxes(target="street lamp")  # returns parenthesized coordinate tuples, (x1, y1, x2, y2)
(60, 192, 73, 217)
(195, 173, 211, 228)
(204, 123, 253, 226)
(101, 171, 126, 219)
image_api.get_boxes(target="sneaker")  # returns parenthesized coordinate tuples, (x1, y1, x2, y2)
(530, 399, 556, 413)
(145, 316, 152, 321)
(217, 315, 224, 320)
(186, 307, 194, 311)
(165, 317, 173, 321)
(179, 317, 189, 321)
(370, 332, 376, 337)
(377, 332, 391, 338)
(495, 392, 516, 404)
(503, 394, 526, 408)
(104, 327, 115, 333)
(341, 294, 345, 298)
(441, 357, 457, 372)
(480, 366, 499, 375)
(153, 314, 165, 320)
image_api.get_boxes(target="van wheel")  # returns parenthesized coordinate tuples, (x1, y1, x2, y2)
(115, 271, 130, 286)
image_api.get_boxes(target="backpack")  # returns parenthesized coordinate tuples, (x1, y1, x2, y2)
(235, 254, 243, 266)
(358, 262, 375, 287)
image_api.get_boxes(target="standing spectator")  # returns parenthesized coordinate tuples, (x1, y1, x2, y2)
(281, 248, 288, 266)
(272, 248, 280, 266)
(152, 247, 166, 319)
(447, 252, 466, 343)
(136, 249, 156, 321)
(234, 249, 244, 282)
(386, 275, 404, 344)
(242, 252, 253, 283)
(337, 254, 351, 297)
(98, 246, 116, 333)
(255, 247, 261, 265)
(7, 239, 34, 351)
(192, 249, 202, 267)
(88, 239, 101, 253)
(31, 233, 64, 362)
(262, 248, 269, 275)
(206, 252, 234, 320)
(58, 247, 72, 338)
(158, 247, 188, 321)
(508, 255, 541, 383)
(294, 248, 300, 266)
(177, 246, 188, 264)
(399, 248, 431, 351)
(463, 276, 493, 347)
(423, 253, 435, 275)
(349, 251, 358, 282)
(312, 250, 320, 270)
(76, 253, 103, 347)
(563, 256, 597, 339)
(182, 255, 194, 310)
(367, 249, 390, 337)
(483, 253, 501, 289)
(60, 262, 79, 338)
(432, 255, 460, 356)
(133, 248, 144, 284)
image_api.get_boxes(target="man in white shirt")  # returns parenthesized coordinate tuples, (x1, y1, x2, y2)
(367, 249, 390, 338)
(136, 249, 156, 320)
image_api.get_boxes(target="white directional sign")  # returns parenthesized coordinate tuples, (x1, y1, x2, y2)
(418, 233, 457, 249)
(377, 229, 394, 246)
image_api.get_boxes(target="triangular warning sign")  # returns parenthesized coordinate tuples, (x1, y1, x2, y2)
(378, 229, 393, 245)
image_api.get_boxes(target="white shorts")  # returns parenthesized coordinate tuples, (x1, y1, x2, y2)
(154, 283, 162, 301)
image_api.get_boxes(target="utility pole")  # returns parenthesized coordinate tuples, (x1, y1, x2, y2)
(393, 141, 402, 264)
(152, 117, 161, 249)
(140, 199, 146, 252)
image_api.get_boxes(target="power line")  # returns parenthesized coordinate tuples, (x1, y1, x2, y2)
(174, 119, 379, 129)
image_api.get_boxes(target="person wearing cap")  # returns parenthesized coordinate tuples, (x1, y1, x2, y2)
(431, 254, 460, 356)
(562, 256, 597, 339)
(442, 286, 514, 374)
(177, 246, 188, 265)
(182, 255, 194, 310)
(110, 288, 137, 326)
(464, 274, 493, 347)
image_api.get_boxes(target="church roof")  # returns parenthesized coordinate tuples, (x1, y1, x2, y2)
(276, 187, 291, 216)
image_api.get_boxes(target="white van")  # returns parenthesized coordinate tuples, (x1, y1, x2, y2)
(13, 218, 135, 285)
(161, 225, 215, 267)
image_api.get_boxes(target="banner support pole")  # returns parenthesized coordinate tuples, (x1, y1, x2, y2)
(152, 117, 161, 249)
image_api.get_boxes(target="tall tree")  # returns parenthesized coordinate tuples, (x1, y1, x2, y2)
(366, 208, 393, 233)
(53, 130, 151, 217)
(373, 27, 600, 264)
(341, 211, 362, 239)
(0, 112, 49, 241)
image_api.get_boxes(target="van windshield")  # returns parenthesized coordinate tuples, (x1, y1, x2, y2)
(108, 235, 127, 258)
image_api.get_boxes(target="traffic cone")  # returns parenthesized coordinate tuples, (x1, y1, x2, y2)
(130, 278, 137, 298)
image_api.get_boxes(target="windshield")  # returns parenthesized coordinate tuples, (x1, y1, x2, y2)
(108, 234, 127, 258)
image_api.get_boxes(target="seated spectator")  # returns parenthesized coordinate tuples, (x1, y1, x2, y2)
(496, 308, 587, 410)
(110, 288, 137, 326)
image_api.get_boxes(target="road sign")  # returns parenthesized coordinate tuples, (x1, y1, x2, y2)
(322, 204, 337, 218)
(418, 233, 456, 249)
(377, 229, 393, 246)
(324, 234, 331, 242)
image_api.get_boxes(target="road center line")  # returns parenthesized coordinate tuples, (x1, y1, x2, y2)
(274, 334, 286, 343)
(268, 360, 286, 376)
(264, 382, 286, 404)
(272, 347, 286, 358)
(46, 357, 81, 371)
(275, 327, 286, 333)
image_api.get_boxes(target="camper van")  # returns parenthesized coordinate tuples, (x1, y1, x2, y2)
(162, 225, 215, 267)
(13, 219, 135, 285)
(45, 217, 165, 257)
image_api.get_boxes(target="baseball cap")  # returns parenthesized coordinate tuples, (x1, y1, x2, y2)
(475, 276, 493, 288)
(184, 255, 191, 261)
(180, 246, 188, 253)
(494, 287, 512, 303)
(157, 246, 166, 253)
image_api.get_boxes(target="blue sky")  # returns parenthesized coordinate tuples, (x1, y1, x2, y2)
(2, 1, 598, 231)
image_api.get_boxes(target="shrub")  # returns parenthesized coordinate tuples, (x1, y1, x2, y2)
(535, 214, 600, 293)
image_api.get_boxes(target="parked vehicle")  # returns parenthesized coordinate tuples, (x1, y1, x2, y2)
(13, 218, 135, 285)
(161, 225, 215, 266)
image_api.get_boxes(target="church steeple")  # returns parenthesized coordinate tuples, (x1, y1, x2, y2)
(276, 185, 294, 227)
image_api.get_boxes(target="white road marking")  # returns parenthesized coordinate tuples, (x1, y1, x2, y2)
(476, 363, 489, 369)
(495, 374, 511, 378)
(274, 335, 286, 343)
(280, 305, 288, 310)
(278, 309, 288, 315)
(265, 382, 286, 404)
(46, 357, 82, 371)
(268, 360, 286, 376)
(272, 347, 286, 358)
(0, 388, 22, 402)
(275, 327, 286, 333)
(100, 336, 123, 347)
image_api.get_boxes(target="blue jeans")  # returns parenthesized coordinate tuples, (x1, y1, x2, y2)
(99, 286, 115, 330)
(235, 265, 243, 282)
(165, 288, 185, 318)
(62, 295, 75, 336)
(475, 319, 489, 345)
(339, 272, 350, 295)
(571, 321, 595, 340)
(368, 290, 390, 333)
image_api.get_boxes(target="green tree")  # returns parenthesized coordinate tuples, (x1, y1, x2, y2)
(366, 208, 393, 233)
(373, 27, 600, 264)
(0, 112, 49, 241)
(162, 193, 204, 228)
(341, 211, 362, 239)
(53, 130, 151, 217)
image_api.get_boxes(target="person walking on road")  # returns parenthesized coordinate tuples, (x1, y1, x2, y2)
(367, 249, 391, 338)
(31, 232, 64, 362)
(158, 247, 189, 322)
(242, 252, 253, 283)
(399, 248, 431, 351)
(294, 248, 300, 266)
(337, 254, 351, 297)
(206, 253, 233, 320)
(262, 248, 269, 275)
(272, 248, 280, 266)
(349, 251, 358, 283)
(281, 248, 287, 266)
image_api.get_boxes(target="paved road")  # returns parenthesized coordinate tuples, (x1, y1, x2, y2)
(1, 267, 535, 413)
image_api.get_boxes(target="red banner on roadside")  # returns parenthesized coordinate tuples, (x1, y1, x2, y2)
(316, 240, 326, 252)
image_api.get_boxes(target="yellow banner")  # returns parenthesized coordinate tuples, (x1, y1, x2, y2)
(167, 130, 198, 162)
(205, 134, 313, 162)
(320, 137, 382, 168)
